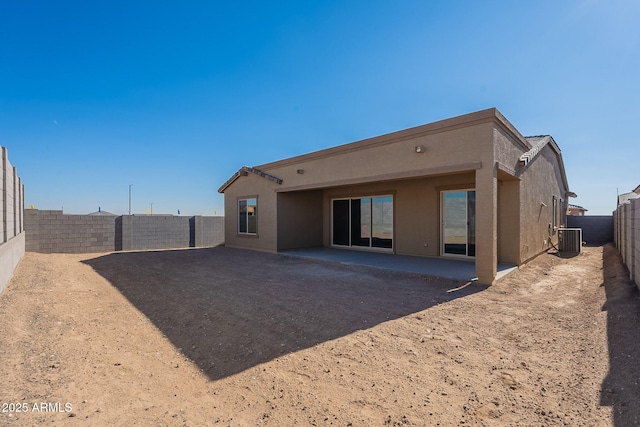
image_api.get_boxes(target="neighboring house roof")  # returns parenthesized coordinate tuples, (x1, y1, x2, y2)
(88, 210, 116, 216)
(568, 204, 587, 211)
(618, 185, 640, 205)
(618, 191, 640, 205)
(218, 166, 283, 193)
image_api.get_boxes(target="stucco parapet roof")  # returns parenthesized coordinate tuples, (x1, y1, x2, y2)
(217, 166, 283, 193)
(256, 108, 528, 170)
(217, 109, 575, 195)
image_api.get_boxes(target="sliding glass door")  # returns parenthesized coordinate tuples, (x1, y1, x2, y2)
(351, 198, 372, 247)
(371, 196, 393, 249)
(332, 199, 350, 246)
(441, 190, 476, 257)
(332, 196, 393, 250)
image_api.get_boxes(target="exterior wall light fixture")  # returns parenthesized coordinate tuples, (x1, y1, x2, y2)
(297, 169, 304, 174)
(415, 145, 425, 153)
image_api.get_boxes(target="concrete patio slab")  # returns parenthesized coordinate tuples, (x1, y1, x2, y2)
(281, 247, 517, 282)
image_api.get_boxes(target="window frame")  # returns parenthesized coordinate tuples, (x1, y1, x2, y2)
(237, 196, 258, 236)
(440, 188, 476, 258)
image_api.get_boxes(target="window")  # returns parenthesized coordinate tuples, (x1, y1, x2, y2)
(238, 198, 257, 235)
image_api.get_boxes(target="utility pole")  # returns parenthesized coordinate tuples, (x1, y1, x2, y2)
(150, 203, 153, 216)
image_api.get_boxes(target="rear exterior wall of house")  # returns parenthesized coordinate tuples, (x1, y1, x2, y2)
(223, 117, 497, 255)
(220, 108, 572, 283)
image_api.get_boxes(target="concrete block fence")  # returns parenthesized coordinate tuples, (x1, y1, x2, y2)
(116, 215, 191, 251)
(614, 198, 640, 290)
(1, 146, 25, 295)
(25, 210, 117, 253)
(25, 209, 224, 254)
(566, 215, 613, 244)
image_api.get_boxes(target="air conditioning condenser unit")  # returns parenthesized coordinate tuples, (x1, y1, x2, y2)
(558, 228, 582, 253)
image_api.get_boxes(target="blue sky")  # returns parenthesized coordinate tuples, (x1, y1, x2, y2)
(1, 0, 638, 215)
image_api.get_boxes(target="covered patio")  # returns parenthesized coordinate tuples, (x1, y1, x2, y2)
(281, 247, 517, 282)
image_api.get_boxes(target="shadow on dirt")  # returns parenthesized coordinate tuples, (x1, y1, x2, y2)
(83, 246, 486, 382)
(599, 243, 640, 426)
(547, 247, 583, 259)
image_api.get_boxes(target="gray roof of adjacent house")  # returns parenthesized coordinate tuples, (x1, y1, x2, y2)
(88, 210, 116, 216)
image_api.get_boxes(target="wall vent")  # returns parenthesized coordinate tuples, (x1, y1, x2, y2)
(558, 228, 583, 253)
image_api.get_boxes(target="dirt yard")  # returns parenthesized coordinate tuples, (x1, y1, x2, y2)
(1, 244, 639, 426)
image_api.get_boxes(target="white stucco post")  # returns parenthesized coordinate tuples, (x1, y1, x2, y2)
(475, 163, 498, 284)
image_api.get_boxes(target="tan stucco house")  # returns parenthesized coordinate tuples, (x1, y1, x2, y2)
(567, 204, 588, 216)
(218, 108, 575, 284)
(618, 188, 640, 206)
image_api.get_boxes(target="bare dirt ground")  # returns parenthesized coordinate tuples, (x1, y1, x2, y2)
(0, 243, 639, 426)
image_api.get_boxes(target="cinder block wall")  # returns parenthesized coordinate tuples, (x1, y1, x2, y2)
(25, 209, 224, 253)
(24, 210, 116, 253)
(1, 146, 26, 295)
(614, 199, 640, 290)
(566, 215, 613, 243)
(118, 215, 191, 251)
(633, 200, 640, 288)
(2, 147, 25, 243)
(624, 204, 632, 271)
(201, 216, 225, 247)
